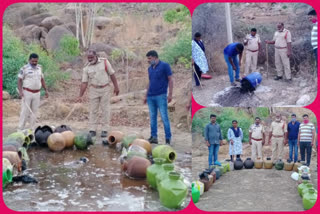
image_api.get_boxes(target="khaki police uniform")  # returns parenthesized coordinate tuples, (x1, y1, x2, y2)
(82, 58, 115, 132)
(270, 120, 287, 163)
(249, 124, 265, 161)
(272, 28, 292, 79)
(18, 63, 43, 130)
(245, 34, 261, 75)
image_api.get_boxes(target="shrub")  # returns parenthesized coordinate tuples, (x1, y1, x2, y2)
(159, 29, 191, 68)
(163, 5, 190, 24)
(54, 35, 80, 62)
(2, 25, 69, 97)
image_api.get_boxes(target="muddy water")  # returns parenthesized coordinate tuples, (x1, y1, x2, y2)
(3, 142, 191, 211)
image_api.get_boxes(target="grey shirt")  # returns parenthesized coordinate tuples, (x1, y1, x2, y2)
(205, 122, 223, 144)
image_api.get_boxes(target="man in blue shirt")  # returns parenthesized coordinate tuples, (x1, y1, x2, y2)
(144, 50, 173, 145)
(204, 114, 223, 167)
(287, 114, 300, 162)
(224, 43, 244, 86)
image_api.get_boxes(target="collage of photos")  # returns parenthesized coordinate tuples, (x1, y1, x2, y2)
(1, 1, 318, 213)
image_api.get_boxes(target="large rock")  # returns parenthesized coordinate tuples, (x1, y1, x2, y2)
(45, 26, 74, 50)
(296, 95, 311, 106)
(23, 13, 52, 26)
(17, 25, 48, 45)
(94, 17, 112, 29)
(65, 22, 77, 36)
(40, 16, 63, 31)
(88, 43, 115, 56)
(3, 91, 10, 100)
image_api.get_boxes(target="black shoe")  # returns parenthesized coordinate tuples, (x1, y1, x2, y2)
(102, 140, 109, 146)
(89, 131, 96, 137)
(165, 139, 171, 145)
(274, 76, 282, 80)
(101, 131, 108, 138)
(148, 136, 158, 144)
(235, 79, 241, 82)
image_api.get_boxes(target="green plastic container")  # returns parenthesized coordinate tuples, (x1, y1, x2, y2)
(221, 163, 229, 173)
(152, 145, 176, 163)
(3, 169, 13, 188)
(192, 183, 200, 203)
(301, 184, 315, 198)
(146, 158, 165, 189)
(156, 163, 175, 188)
(275, 159, 284, 170)
(303, 189, 317, 210)
(6, 132, 31, 147)
(158, 172, 188, 209)
(218, 166, 225, 175)
(122, 135, 138, 149)
(74, 133, 94, 150)
(298, 180, 311, 197)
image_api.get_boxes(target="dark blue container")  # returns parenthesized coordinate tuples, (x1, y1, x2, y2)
(241, 72, 262, 92)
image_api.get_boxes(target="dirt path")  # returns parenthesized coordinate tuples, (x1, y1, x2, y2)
(192, 133, 318, 211)
(192, 68, 317, 107)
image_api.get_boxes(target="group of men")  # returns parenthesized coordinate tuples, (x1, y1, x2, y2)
(17, 50, 173, 145)
(204, 113, 316, 167)
(192, 9, 318, 87)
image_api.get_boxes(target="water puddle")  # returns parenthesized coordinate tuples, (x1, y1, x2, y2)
(3, 144, 191, 211)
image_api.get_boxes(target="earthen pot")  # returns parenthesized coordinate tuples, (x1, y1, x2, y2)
(61, 131, 75, 148)
(107, 131, 124, 146)
(47, 133, 66, 152)
(3, 151, 22, 172)
(123, 156, 151, 179)
(132, 139, 152, 154)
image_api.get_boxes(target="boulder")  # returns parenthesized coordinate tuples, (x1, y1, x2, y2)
(40, 16, 63, 31)
(17, 25, 47, 45)
(23, 13, 52, 26)
(296, 95, 311, 106)
(89, 43, 115, 56)
(65, 22, 77, 36)
(45, 26, 74, 50)
(94, 17, 112, 29)
(3, 91, 10, 100)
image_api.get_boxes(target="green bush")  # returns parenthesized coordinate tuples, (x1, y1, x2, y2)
(159, 29, 191, 68)
(2, 25, 69, 97)
(256, 107, 270, 119)
(54, 35, 80, 62)
(163, 5, 190, 24)
(111, 49, 123, 62)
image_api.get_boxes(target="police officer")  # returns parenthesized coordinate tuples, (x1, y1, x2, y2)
(269, 113, 288, 163)
(266, 23, 292, 81)
(249, 117, 265, 161)
(18, 53, 49, 131)
(77, 50, 119, 140)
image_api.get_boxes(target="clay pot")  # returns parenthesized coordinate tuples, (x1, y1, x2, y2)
(54, 125, 72, 133)
(254, 157, 263, 169)
(107, 131, 124, 146)
(61, 131, 75, 148)
(47, 133, 66, 152)
(3, 151, 22, 172)
(264, 157, 273, 169)
(3, 145, 18, 152)
(132, 139, 152, 154)
(284, 161, 294, 171)
(124, 156, 151, 179)
(234, 158, 243, 170)
(244, 158, 254, 169)
(275, 159, 284, 170)
(293, 162, 302, 172)
(74, 132, 94, 150)
(35, 125, 53, 146)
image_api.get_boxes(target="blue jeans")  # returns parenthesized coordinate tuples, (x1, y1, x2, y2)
(147, 94, 172, 140)
(314, 48, 318, 67)
(208, 144, 220, 166)
(300, 141, 312, 166)
(288, 139, 298, 162)
(224, 54, 240, 83)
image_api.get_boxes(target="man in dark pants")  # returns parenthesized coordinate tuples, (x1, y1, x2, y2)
(287, 114, 300, 163)
(308, 10, 317, 66)
(144, 50, 173, 145)
(192, 32, 206, 87)
(204, 114, 223, 167)
(298, 114, 315, 166)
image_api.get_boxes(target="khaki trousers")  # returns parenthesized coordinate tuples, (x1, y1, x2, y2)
(245, 50, 258, 76)
(275, 48, 291, 79)
(251, 139, 263, 161)
(272, 137, 284, 163)
(18, 90, 40, 130)
(88, 85, 111, 132)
